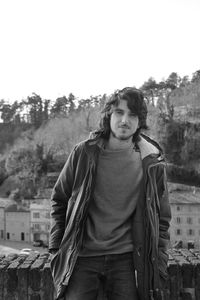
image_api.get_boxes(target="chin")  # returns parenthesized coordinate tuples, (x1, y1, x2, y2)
(111, 130, 133, 141)
(116, 134, 132, 141)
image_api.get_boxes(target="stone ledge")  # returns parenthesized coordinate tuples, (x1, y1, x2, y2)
(0, 249, 200, 300)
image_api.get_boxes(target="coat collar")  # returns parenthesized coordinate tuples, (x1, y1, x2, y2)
(85, 131, 163, 161)
(138, 135, 159, 160)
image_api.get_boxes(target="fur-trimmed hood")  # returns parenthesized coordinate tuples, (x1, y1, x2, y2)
(88, 130, 163, 161)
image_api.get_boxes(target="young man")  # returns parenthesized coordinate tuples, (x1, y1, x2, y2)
(49, 87, 171, 300)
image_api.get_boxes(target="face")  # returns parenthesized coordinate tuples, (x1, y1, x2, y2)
(110, 99, 139, 141)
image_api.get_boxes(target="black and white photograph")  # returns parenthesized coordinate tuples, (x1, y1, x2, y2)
(0, 0, 200, 299)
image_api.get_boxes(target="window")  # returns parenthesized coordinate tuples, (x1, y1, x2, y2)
(46, 212, 50, 219)
(176, 217, 181, 224)
(176, 229, 181, 235)
(33, 212, 40, 218)
(46, 224, 50, 231)
(33, 224, 41, 230)
(188, 229, 194, 236)
(21, 232, 25, 241)
(7, 232, 10, 240)
(176, 206, 181, 211)
(187, 217, 192, 224)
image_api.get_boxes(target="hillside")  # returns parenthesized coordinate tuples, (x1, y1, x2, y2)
(1, 73, 200, 198)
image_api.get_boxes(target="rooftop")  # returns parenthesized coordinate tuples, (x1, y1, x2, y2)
(169, 191, 200, 204)
(0, 198, 16, 208)
(5, 204, 29, 212)
(30, 199, 51, 209)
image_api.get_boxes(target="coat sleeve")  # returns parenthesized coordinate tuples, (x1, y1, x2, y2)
(156, 163, 172, 283)
(49, 146, 77, 251)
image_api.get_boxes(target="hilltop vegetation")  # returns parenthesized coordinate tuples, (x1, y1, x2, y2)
(0, 70, 200, 199)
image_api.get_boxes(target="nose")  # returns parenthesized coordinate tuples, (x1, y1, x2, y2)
(121, 113, 129, 124)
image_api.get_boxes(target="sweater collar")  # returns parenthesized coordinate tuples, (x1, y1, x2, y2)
(85, 132, 163, 161)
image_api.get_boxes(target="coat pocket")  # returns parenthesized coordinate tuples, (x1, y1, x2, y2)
(133, 244, 144, 273)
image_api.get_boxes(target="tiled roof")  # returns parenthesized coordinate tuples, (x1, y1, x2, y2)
(169, 191, 200, 204)
(0, 198, 16, 208)
(5, 204, 29, 212)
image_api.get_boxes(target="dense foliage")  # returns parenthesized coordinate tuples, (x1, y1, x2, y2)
(0, 70, 200, 198)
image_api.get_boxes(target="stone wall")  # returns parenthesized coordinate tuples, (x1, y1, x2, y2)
(0, 249, 200, 300)
(0, 252, 54, 300)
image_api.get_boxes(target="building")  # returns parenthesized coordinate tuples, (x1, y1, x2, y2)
(30, 199, 51, 244)
(169, 189, 200, 248)
(0, 207, 4, 239)
(5, 204, 30, 242)
(0, 198, 16, 240)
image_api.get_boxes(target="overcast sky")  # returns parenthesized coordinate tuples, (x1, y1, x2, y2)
(0, 0, 200, 103)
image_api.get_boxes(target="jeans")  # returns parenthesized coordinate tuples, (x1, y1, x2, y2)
(64, 252, 139, 300)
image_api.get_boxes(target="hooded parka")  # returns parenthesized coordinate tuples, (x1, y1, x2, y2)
(49, 133, 171, 300)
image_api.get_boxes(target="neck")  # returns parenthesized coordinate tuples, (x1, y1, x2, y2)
(106, 135, 133, 150)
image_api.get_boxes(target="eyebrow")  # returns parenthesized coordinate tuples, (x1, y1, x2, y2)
(114, 108, 124, 111)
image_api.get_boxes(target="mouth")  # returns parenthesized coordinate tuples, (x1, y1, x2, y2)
(119, 125, 129, 129)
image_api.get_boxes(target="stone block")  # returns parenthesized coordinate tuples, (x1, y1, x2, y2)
(167, 260, 179, 300)
(194, 261, 200, 300)
(0, 264, 7, 300)
(18, 261, 33, 300)
(180, 261, 195, 300)
(4, 262, 18, 300)
(28, 258, 46, 300)
(41, 262, 55, 300)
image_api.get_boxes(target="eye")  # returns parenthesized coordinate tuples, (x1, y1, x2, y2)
(129, 113, 137, 117)
(115, 109, 123, 115)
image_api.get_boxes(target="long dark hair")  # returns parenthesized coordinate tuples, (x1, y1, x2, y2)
(96, 87, 148, 141)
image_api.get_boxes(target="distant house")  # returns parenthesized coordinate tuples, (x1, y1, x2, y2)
(0, 198, 16, 240)
(0, 207, 4, 239)
(169, 189, 200, 248)
(5, 204, 30, 242)
(30, 199, 51, 244)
